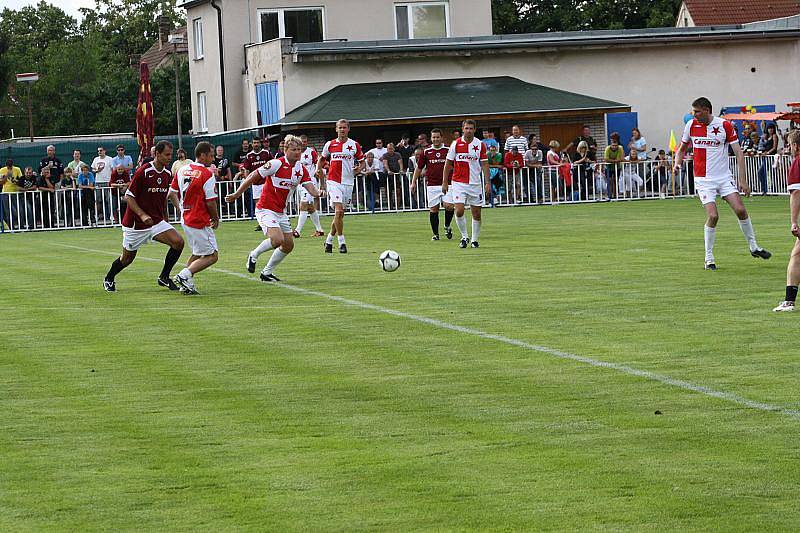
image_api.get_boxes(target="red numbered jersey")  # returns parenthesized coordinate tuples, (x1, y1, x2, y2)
(122, 162, 172, 229)
(255, 157, 312, 213)
(170, 162, 217, 229)
(681, 116, 738, 180)
(418, 146, 448, 186)
(447, 137, 487, 185)
(321, 138, 363, 186)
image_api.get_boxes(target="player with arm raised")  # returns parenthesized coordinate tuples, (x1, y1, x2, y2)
(673, 97, 770, 270)
(168, 141, 219, 295)
(442, 119, 491, 248)
(411, 128, 454, 240)
(103, 140, 184, 292)
(225, 135, 322, 282)
(293, 134, 325, 237)
(317, 119, 365, 254)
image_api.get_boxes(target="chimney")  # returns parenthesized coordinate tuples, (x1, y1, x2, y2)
(158, 15, 171, 50)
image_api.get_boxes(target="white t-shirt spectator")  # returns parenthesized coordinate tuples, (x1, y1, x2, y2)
(504, 135, 529, 153)
(524, 148, 543, 166)
(631, 137, 648, 160)
(364, 158, 382, 177)
(91, 155, 114, 184)
(367, 147, 387, 172)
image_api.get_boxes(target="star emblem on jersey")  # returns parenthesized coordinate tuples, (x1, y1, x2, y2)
(294, 170, 302, 178)
(471, 144, 479, 152)
(712, 126, 721, 135)
(347, 145, 354, 152)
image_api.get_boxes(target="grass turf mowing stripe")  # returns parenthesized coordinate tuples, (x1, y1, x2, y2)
(55, 241, 800, 422)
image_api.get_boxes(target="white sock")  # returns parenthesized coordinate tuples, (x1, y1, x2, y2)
(311, 211, 322, 231)
(338, 235, 346, 245)
(263, 249, 288, 275)
(455, 215, 468, 239)
(704, 225, 716, 262)
(296, 211, 308, 233)
(471, 219, 481, 243)
(738, 217, 759, 252)
(179, 267, 192, 279)
(251, 238, 273, 259)
(326, 233, 334, 245)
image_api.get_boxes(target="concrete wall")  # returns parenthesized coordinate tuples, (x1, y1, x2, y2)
(253, 38, 800, 151)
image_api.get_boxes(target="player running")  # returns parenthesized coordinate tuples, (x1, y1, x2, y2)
(442, 119, 490, 248)
(240, 136, 272, 232)
(411, 128, 454, 240)
(773, 130, 800, 311)
(293, 134, 325, 237)
(673, 97, 771, 270)
(225, 135, 322, 282)
(317, 118, 364, 253)
(103, 140, 184, 292)
(169, 141, 220, 295)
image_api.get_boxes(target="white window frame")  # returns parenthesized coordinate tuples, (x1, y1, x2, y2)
(192, 18, 204, 60)
(256, 6, 326, 43)
(394, 1, 451, 39)
(197, 91, 208, 133)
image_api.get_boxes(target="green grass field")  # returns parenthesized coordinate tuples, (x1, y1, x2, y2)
(2, 197, 800, 530)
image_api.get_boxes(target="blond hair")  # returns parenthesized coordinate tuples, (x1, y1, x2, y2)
(549, 140, 560, 150)
(283, 134, 303, 149)
(577, 140, 588, 152)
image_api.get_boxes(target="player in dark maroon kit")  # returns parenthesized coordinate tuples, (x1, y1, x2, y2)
(240, 136, 272, 231)
(410, 128, 455, 240)
(103, 140, 185, 292)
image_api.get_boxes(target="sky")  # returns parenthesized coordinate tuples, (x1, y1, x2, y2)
(3, 0, 96, 20)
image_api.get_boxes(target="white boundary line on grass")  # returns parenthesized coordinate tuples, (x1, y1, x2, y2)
(55, 242, 800, 421)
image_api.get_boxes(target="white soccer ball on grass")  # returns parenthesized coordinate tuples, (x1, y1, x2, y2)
(379, 250, 401, 272)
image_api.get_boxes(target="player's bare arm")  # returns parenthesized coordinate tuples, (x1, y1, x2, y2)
(206, 199, 220, 229)
(303, 181, 323, 198)
(411, 166, 422, 195)
(442, 160, 453, 194)
(672, 143, 686, 173)
(125, 196, 152, 226)
(481, 159, 490, 195)
(730, 142, 751, 196)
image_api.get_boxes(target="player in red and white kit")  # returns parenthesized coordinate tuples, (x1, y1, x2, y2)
(443, 119, 490, 248)
(240, 136, 272, 232)
(225, 135, 322, 282)
(317, 119, 364, 253)
(773, 130, 800, 311)
(293, 134, 325, 237)
(168, 141, 220, 295)
(103, 140, 184, 292)
(410, 128, 455, 240)
(673, 97, 771, 270)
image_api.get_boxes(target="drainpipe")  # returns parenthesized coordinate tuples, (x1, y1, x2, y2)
(210, 0, 228, 130)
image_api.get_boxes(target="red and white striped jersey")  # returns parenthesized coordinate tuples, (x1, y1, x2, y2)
(300, 147, 318, 180)
(255, 157, 312, 213)
(681, 116, 738, 180)
(447, 136, 487, 185)
(169, 162, 217, 229)
(321, 138, 363, 186)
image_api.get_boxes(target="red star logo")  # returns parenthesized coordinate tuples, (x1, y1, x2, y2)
(346, 145, 355, 152)
(712, 126, 721, 135)
(294, 170, 302, 178)
(471, 144, 479, 152)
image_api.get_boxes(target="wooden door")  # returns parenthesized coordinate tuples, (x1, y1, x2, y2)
(539, 123, 584, 149)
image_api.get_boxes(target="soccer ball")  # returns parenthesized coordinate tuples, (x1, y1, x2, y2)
(379, 250, 401, 272)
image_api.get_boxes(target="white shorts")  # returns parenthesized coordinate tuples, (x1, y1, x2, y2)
(256, 208, 291, 234)
(451, 182, 484, 207)
(122, 220, 174, 252)
(182, 224, 218, 256)
(327, 181, 353, 206)
(427, 185, 454, 208)
(696, 177, 739, 205)
(299, 182, 318, 205)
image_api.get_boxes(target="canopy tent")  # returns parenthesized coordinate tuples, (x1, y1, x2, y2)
(721, 112, 800, 121)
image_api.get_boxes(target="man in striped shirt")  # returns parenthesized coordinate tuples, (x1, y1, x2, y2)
(503, 125, 528, 202)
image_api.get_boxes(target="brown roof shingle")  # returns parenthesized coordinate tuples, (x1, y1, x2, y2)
(684, 0, 800, 25)
(140, 26, 188, 69)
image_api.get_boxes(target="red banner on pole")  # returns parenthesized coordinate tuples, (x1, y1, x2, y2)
(136, 63, 155, 165)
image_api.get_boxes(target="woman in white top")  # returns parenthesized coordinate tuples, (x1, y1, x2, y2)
(629, 127, 648, 160)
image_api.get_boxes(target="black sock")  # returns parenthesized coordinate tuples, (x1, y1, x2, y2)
(160, 247, 182, 279)
(444, 209, 454, 228)
(105, 258, 127, 281)
(430, 212, 440, 235)
(786, 285, 798, 302)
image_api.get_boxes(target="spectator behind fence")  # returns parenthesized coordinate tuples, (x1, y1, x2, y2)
(604, 132, 625, 198)
(66, 149, 86, 176)
(504, 125, 528, 154)
(416, 133, 429, 150)
(60, 167, 78, 226)
(171, 148, 193, 175)
(112, 144, 133, 173)
(742, 131, 759, 155)
(487, 144, 504, 200)
(141, 145, 156, 166)
(363, 151, 382, 212)
(566, 125, 598, 161)
(39, 145, 64, 185)
(396, 135, 415, 170)
(504, 145, 525, 203)
(77, 163, 96, 226)
(629, 127, 648, 159)
(232, 138, 250, 175)
(451, 129, 461, 143)
(757, 123, 780, 195)
(1, 159, 22, 230)
(92, 146, 113, 221)
(619, 149, 644, 197)
(367, 139, 388, 175)
(36, 166, 56, 228)
(482, 129, 499, 151)
(656, 149, 671, 198)
(547, 140, 562, 202)
(213, 145, 231, 181)
(20, 167, 37, 229)
(383, 143, 407, 208)
(109, 163, 130, 223)
(573, 141, 593, 200)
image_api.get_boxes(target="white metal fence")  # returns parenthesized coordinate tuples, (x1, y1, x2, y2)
(0, 155, 793, 233)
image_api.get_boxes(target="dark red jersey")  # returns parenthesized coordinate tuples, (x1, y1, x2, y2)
(122, 162, 172, 229)
(242, 149, 272, 173)
(417, 145, 449, 186)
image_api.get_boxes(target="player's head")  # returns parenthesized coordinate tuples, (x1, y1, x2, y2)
(336, 119, 350, 137)
(461, 119, 476, 140)
(252, 136, 262, 150)
(788, 130, 800, 157)
(283, 134, 303, 162)
(430, 128, 442, 146)
(154, 140, 173, 168)
(194, 141, 214, 165)
(691, 97, 713, 124)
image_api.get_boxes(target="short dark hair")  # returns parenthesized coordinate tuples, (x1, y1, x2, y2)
(692, 97, 713, 112)
(154, 140, 173, 154)
(582, 125, 590, 130)
(195, 141, 214, 159)
(462, 119, 476, 128)
(610, 132, 620, 143)
(252, 136, 262, 142)
(242, 138, 250, 143)
(5, 159, 13, 166)
(430, 128, 442, 135)
(116, 144, 125, 150)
